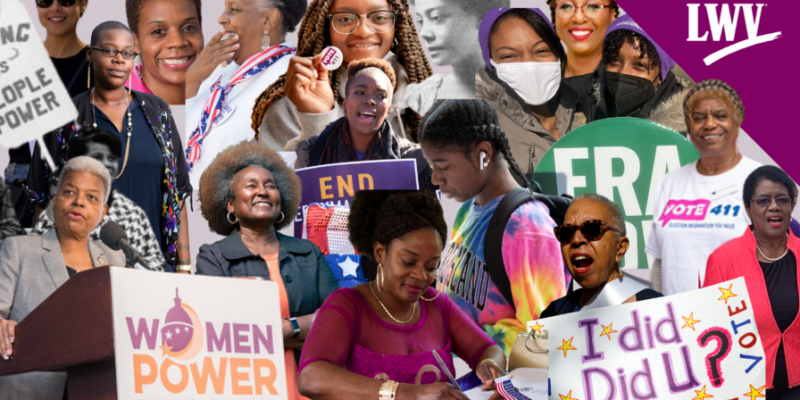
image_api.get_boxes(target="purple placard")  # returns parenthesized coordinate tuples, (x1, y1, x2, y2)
(293, 159, 419, 237)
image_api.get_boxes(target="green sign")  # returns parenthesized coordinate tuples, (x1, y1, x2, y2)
(532, 118, 699, 269)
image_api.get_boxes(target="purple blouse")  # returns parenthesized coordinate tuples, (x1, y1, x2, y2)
(299, 287, 495, 384)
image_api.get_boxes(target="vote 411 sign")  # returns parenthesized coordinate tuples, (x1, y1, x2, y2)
(532, 118, 699, 269)
(543, 277, 765, 400)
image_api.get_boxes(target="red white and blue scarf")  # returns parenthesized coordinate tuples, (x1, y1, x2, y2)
(185, 44, 294, 171)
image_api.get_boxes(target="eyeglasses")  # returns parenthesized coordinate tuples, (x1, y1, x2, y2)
(554, 219, 620, 244)
(554, 1, 613, 18)
(750, 195, 793, 209)
(36, 0, 77, 8)
(90, 46, 138, 60)
(327, 10, 398, 35)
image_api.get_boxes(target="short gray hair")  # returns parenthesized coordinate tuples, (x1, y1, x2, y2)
(55, 156, 112, 203)
(573, 193, 626, 237)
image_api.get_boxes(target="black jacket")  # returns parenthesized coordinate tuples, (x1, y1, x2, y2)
(540, 288, 663, 318)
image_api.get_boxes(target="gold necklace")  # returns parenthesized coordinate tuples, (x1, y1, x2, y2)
(64, 249, 90, 271)
(369, 280, 417, 324)
(91, 88, 132, 179)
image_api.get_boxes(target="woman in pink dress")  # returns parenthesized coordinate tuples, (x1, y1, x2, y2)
(298, 190, 507, 400)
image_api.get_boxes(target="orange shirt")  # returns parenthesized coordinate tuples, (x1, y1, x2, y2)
(262, 254, 310, 400)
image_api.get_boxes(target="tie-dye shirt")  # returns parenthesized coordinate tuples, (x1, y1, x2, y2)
(437, 195, 566, 354)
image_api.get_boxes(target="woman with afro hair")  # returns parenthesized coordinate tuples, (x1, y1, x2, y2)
(195, 140, 338, 400)
(419, 99, 566, 355)
(251, 0, 433, 150)
(298, 190, 507, 399)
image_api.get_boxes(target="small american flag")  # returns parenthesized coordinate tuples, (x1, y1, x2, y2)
(495, 375, 531, 400)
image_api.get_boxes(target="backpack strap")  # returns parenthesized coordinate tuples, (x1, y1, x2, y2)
(484, 187, 534, 307)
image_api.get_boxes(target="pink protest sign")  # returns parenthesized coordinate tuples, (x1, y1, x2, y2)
(542, 277, 765, 400)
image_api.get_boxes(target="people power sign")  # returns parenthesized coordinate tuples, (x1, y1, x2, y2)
(543, 277, 765, 400)
(531, 118, 699, 269)
(0, 0, 77, 153)
(111, 268, 288, 399)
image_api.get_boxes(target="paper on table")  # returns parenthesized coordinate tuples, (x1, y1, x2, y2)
(463, 368, 548, 400)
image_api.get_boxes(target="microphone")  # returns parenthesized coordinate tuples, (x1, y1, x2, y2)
(100, 221, 151, 270)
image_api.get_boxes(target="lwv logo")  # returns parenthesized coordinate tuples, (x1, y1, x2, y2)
(688, 3, 781, 65)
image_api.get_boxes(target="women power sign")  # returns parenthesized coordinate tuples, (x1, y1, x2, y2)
(543, 277, 765, 400)
(532, 118, 699, 269)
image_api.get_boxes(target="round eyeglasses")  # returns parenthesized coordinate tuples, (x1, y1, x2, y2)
(327, 10, 398, 35)
(554, 1, 613, 18)
(90, 46, 138, 60)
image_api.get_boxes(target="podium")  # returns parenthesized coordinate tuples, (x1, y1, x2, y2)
(0, 267, 288, 400)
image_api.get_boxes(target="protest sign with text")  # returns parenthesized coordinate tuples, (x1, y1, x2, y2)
(542, 277, 765, 400)
(532, 118, 699, 269)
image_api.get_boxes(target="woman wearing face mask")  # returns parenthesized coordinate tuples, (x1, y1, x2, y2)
(419, 100, 566, 355)
(125, 0, 204, 105)
(184, 0, 307, 189)
(646, 80, 761, 296)
(546, 0, 618, 100)
(295, 58, 435, 190)
(584, 15, 694, 133)
(705, 166, 800, 399)
(404, 0, 509, 117)
(476, 8, 584, 180)
(541, 193, 661, 317)
(251, 0, 433, 150)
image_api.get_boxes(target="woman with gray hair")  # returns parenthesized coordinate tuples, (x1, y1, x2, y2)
(195, 140, 338, 400)
(541, 193, 662, 317)
(0, 156, 126, 399)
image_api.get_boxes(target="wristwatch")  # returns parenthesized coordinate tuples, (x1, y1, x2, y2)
(379, 380, 399, 400)
(287, 317, 300, 338)
(175, 264, 192, 272)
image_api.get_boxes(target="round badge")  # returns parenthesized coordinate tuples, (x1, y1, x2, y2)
(319, 46, 343, 71)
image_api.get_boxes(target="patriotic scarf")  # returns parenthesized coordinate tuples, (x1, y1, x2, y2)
(495, 375, 531, 400)
(185, 44, 294, 171)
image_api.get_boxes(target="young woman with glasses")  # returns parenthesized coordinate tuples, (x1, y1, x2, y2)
(27, 21, 194, 273)
(541, 193, 662, 317)
(252, 0, 433, 150)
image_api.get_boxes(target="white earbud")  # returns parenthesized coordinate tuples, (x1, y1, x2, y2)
(479, 152, 489, 170)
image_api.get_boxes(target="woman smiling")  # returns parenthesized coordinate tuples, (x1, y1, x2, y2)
(125, 0, 204, 105)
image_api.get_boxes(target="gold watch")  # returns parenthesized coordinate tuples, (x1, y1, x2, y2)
(378, 380, 399, 400)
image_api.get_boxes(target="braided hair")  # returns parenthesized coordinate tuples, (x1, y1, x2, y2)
(251, 0, 433, 141)
(348, 190, 447, 262)
(683, 79, 745, 127)
(602, 29, 661, 73)
(418, 99, 529, 188)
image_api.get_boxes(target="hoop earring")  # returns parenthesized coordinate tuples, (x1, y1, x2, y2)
(227, 212, 238, 224)
(275, 211, 285, 224)
(261, 29, 270, 50)
(87, 62, 91, 89)
(421, 290, 441, 302)
(378, 263, 384, 292)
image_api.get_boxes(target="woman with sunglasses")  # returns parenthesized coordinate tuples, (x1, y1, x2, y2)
(705, 166, 800, 399)
(27, 21, 193, 273)
(252, 0, 432, 150)
(184, 0, 307, 186)
(541, 193, 661, 317)
(419, 100, 566, 355)
(646, 80, 761, 296)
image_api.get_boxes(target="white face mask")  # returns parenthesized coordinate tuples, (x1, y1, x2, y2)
(490, 60, 561, 106)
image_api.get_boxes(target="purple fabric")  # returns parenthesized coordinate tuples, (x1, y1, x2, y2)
(791, 218, 800, 238)
(299, 287, 495, 384)
(604, 14, 675, 82)
(479, 8, 554, 72)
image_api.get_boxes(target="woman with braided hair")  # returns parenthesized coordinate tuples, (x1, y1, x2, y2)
(646, 80, 762, 296)
(251, 0, 433, 150)
(298, 190, 507, 399)
(419, 100, 566, 355)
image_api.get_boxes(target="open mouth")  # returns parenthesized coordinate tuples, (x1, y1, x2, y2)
(48, 17, 66, 24)
(253, 200, 273, 208)
(569, 29, 592, 40)
(159, 56, 195, 70)
(700, 133, 723, 142)
(347, 42, 380, 53)
(357, 111, 376, 124)
(767, 215, 783, 227)
(571, 254, 594, 275)
(223, 31, 236, 40)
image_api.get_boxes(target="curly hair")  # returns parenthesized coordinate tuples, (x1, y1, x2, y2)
(345, 58, 397, 96)
(199, 140, 302, 235)
(743, 166, 797, 207)
(602, 29, 660, 72)
(684, 79, 745, 127)
(66, 126, 122, 160)
(251, 0, 433, 141)
(125, 0, 202, 35)
(348, 190, 447, 261)
(546, 0, 620, 23)
(419, 99, 529, 187)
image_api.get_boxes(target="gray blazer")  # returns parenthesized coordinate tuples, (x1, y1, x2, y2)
(0, 229, 126, 400)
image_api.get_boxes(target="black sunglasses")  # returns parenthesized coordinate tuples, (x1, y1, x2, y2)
(554, 219, 620, 244)
(36, 0, 78, 8)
